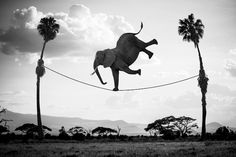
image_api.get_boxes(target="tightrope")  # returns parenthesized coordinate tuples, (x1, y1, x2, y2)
(44, 66, 199, 92)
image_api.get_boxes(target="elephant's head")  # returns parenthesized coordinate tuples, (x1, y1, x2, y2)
(92, 49, 116, 85)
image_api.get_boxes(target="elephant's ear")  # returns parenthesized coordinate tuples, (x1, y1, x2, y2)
(103, 51, 116, 68)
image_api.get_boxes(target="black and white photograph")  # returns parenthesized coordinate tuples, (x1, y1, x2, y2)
(0, 0, 236, 156)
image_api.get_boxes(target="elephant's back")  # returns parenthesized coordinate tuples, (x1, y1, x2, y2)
(116, 33, 140, 66)
(116, 33, 136, 48)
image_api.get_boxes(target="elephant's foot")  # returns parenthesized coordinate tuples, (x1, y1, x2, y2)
(113, 87, 119, 91)
(143, 49, 153, 59)
(148, 52, 153, 59)
(147, 39, 158, 46)
(153, 39, 158, 45)
(137, 69, 141, 75)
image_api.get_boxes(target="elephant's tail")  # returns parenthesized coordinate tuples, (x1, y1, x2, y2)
(133, 22, 143, 35)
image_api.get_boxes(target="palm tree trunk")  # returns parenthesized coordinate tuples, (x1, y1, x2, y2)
(196, 44, 204, 70)
(36, 75, 44, 139)
(36, 41, 47, 140)
(201, 92, 207, 139)
(196, 44, 208, 140)
(40, 41, 46, 60)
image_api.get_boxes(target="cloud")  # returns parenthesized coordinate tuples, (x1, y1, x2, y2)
(208, 84, 236, 97)
(0, 27, 42, 54)
(163, 83, 236, 107)
(12, 6, 43, 29)
(0, 90, 31, 108)
(224, 49, 236, 77)
(68, 4, 90, 18)
(161, 84, 236, 125)
(164, 92, 201, 109)
(0, 4, 134, 60)
(229, 48, 236, 55)
(105, 92, 139, 109)
(225, 59, 236, 77)
(0, 90, 27, 97)
(136, 53, 161, 66)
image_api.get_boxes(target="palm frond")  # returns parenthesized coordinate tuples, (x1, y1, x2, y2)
(188, 13, 194, 23)
(179, 19, 187, 27)
(183, 34, 191, 42)
(178, 14, 204, 44)
(37, 16, 60, 42)
(195, 19, 204, 28)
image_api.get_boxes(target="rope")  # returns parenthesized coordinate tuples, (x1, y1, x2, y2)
(44, 66, 199, 92)
(44, 66, 112, 91)
(119, 75, 199, 91)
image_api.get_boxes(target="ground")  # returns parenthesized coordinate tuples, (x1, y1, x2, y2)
(0, 141, 236, 157)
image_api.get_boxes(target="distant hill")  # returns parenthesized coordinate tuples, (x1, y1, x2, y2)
(197, 122, 236, 133)
(2, 110, 148, 135)
(206, 122, 222, 133)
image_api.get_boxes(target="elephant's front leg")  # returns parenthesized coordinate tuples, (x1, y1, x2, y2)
(122, 67, 141, 76)
(111, 68, 119, 91)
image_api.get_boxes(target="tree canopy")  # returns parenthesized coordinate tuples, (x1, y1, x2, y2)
(0, 125, 9, 134)
(92, 127, 117, 136)
(178, 13, 204, 46)
(15, 123, 51, 135)
(68, 126, 87, 136)
(0, 106, 11, 134)
(145, 116, 198, 137)
(37, 16, 60, 42)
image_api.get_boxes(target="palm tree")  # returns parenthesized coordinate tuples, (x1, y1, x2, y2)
(36, 16, 59, 139)
(178, 13, 209, 139)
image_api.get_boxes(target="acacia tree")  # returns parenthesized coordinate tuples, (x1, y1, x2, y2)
(15, 123, 51, 136)
(68, 126, 88, 140)
(173, 116, 198, 137)
(36, 17, 59, 139)
(144, 116, 176, 137)
(0, 106, 12, 134)
(145, 116, 198, 138)
(68, 126, 88, 136)
(92, 127, 117, 136)
(144, 119, 162, 136)
(178, 13, 209, 139)
(0, 126, 9, 135)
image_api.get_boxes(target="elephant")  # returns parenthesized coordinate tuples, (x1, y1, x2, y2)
(92, 22, 158, 91)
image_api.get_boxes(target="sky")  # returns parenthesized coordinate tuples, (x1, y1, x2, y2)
(0, 0, 236, 127)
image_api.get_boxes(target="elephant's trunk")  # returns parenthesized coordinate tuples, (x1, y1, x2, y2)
(93, 61, 107, 85)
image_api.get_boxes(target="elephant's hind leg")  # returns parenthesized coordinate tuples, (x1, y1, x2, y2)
(139, 39, 158, 48)
(136, 39, 157, 59)
(143, 49, 153, 59)
(146, 39, 158, 46)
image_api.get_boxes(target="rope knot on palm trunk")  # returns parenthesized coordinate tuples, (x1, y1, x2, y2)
(36, 59, 45, 77)
(198, 69, 209, 94)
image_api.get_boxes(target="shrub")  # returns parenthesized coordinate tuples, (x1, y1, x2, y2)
(72, 133, 85, 141)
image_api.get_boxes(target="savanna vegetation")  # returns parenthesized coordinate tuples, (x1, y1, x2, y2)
(1, 104, 236, 156)
(0, 141, 236, 157)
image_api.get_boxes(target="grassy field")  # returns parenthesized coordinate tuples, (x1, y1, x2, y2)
(0, 141, 236, 157)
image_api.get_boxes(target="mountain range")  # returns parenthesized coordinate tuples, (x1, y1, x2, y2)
(2, 110, 235, 135)
(2, 110, 148, 135)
